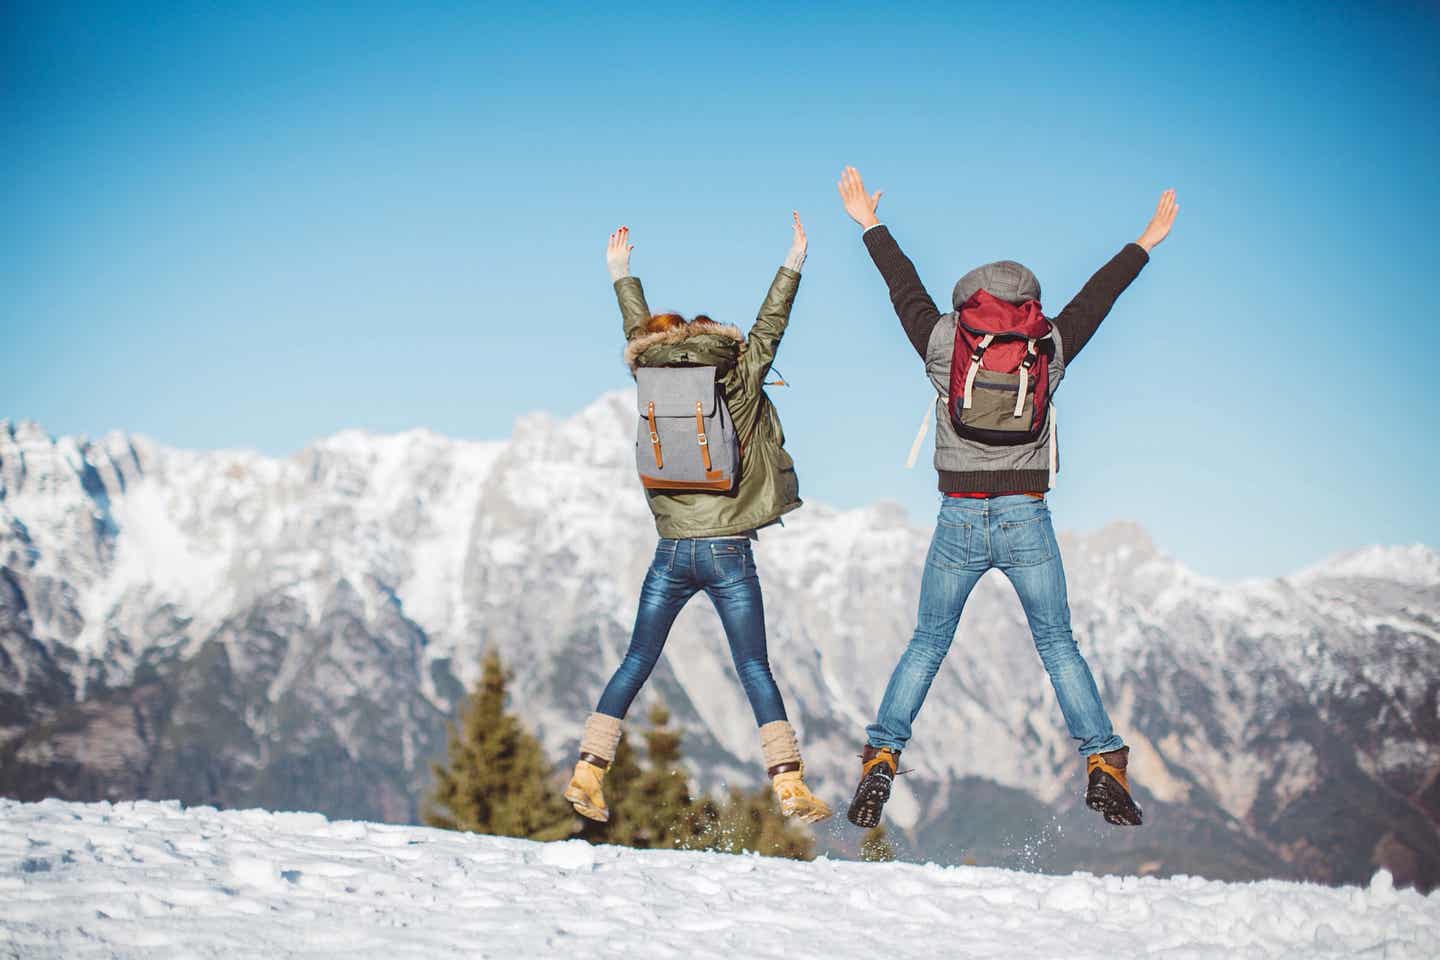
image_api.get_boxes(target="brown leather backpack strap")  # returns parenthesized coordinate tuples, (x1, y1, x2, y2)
(694, 401, 712, 471)
(647, 401, 663, 468)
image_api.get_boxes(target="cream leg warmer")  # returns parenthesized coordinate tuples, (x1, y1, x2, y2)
(759, 720, 803, 777)
(578, 712, 623, 767)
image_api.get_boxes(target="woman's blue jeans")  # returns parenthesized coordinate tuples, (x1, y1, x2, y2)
(866, 495, 1125, 757)
(596, 538, 788, 726)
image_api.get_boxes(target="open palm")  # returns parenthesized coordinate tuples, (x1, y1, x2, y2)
(837, 166, 883, 229)
(1137, 190, 1178, 252)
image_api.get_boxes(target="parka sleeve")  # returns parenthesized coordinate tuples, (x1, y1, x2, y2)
(736, 267, 800, 391)
(615, 276, 652, 341)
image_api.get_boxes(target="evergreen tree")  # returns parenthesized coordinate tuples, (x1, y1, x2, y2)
(691, 786, 815, 861)
(860, 825, 895, 862)
(610, 704, 707, 849)
(423, 648, 572, 842)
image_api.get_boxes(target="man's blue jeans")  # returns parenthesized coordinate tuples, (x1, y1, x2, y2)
(867, 495, 1124, 757)
(596, 538, 788, 726)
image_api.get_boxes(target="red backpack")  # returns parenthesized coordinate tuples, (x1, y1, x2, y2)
(947, 290, 1053, 446)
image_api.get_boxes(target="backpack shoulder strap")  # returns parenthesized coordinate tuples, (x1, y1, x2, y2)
(905, 397, 936, 469)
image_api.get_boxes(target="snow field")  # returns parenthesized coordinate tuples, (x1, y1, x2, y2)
(1, 799, 1436, 960)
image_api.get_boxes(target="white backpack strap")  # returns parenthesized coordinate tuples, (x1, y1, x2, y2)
(962, 333, 994, 409)
(1014, 339, 1038, 418)
(1047, 400, 1059, 489)
(905, 398, 934, 469)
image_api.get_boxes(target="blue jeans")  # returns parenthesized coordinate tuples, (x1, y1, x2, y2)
(596, 538, 788, 726)
(867, 496, 1124, 757)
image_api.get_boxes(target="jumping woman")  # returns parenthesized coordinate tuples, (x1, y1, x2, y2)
(564, 214, 831, 825)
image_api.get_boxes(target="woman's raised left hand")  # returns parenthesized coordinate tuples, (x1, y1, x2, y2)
(785, 211, 807, 272)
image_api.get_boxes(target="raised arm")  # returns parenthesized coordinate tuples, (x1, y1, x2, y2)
(838, 166, 942, 359)
(737, 211, 805, 388)
(1051, 189, 1178, 363)
(607, 226, 653, 340)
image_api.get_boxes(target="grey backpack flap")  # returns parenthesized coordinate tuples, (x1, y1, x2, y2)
(635, 366, 739, 492)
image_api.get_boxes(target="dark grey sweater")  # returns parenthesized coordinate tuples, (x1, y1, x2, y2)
(863, 225, 1150, 494)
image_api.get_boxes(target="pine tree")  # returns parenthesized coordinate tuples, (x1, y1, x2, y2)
(691, 786, 815, 860)
(423, 648, 572, 842)
(860, 825, 896, 862)
(610, 704, 707, 849)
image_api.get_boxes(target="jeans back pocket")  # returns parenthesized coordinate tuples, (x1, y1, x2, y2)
(930, 515, 974, 571)
(997, 513, 1058, 567)
(708, 541, 751, 582)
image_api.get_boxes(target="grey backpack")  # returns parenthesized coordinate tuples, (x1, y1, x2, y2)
(634, 366, 739, 492)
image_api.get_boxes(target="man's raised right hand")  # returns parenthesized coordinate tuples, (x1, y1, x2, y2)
(1136, 190, 1179, 252)
(837, 166, 883, 230)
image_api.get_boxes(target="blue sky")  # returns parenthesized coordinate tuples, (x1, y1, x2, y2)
(4, 1, 1438, 579)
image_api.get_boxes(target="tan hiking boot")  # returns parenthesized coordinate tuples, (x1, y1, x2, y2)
(565, 712, 622, 823)
(758, 719, 831, 823)
(772, 769, 833, 823)
(564, 759, 609, 822)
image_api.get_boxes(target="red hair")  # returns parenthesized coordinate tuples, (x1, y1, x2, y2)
(646, 312, 716, 335)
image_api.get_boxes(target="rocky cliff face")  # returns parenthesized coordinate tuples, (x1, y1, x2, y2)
(3, 397, 1437, 888)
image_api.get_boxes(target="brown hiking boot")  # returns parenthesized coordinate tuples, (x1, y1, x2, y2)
(1085, 746, 1143, 826)
(846, 745, 900, 829)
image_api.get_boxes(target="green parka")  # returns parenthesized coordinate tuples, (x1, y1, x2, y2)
(617, 267, 802, 539)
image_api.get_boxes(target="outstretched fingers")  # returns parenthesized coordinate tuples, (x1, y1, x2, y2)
(1156, 189, 1178, 224)
(837, 166, 882, 228)
(605, 225, 634, 279)
(1136, 190, 1179, 252)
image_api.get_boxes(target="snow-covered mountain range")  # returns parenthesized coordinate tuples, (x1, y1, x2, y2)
(2, 394, 1438, 889)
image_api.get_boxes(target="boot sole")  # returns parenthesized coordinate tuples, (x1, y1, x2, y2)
(1085, 777, 1143, 827)
(846, 775, 891, 829)
(564, 788, 609, 823)
(782, 801, 834, 824)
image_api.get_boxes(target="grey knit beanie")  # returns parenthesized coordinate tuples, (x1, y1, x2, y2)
(952, 260, 1041, 309)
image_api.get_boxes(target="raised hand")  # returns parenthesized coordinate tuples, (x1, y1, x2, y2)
(785, 210, 807, 272)
(1136, 189, 1179, 252)
(606, 226, 633, 281)
(837, 166, 883, 230)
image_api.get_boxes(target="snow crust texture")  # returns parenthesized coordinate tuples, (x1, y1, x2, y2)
(2, 799, 1436, 960)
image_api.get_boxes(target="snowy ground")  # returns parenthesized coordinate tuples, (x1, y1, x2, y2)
(2, 800, 1436, 960)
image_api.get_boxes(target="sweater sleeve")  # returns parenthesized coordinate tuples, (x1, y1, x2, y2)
(862, 225, 944, 359)
(1050, 243, 1149, 364)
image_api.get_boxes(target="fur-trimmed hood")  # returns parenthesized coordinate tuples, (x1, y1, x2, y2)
(623, 320, 746, 374)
